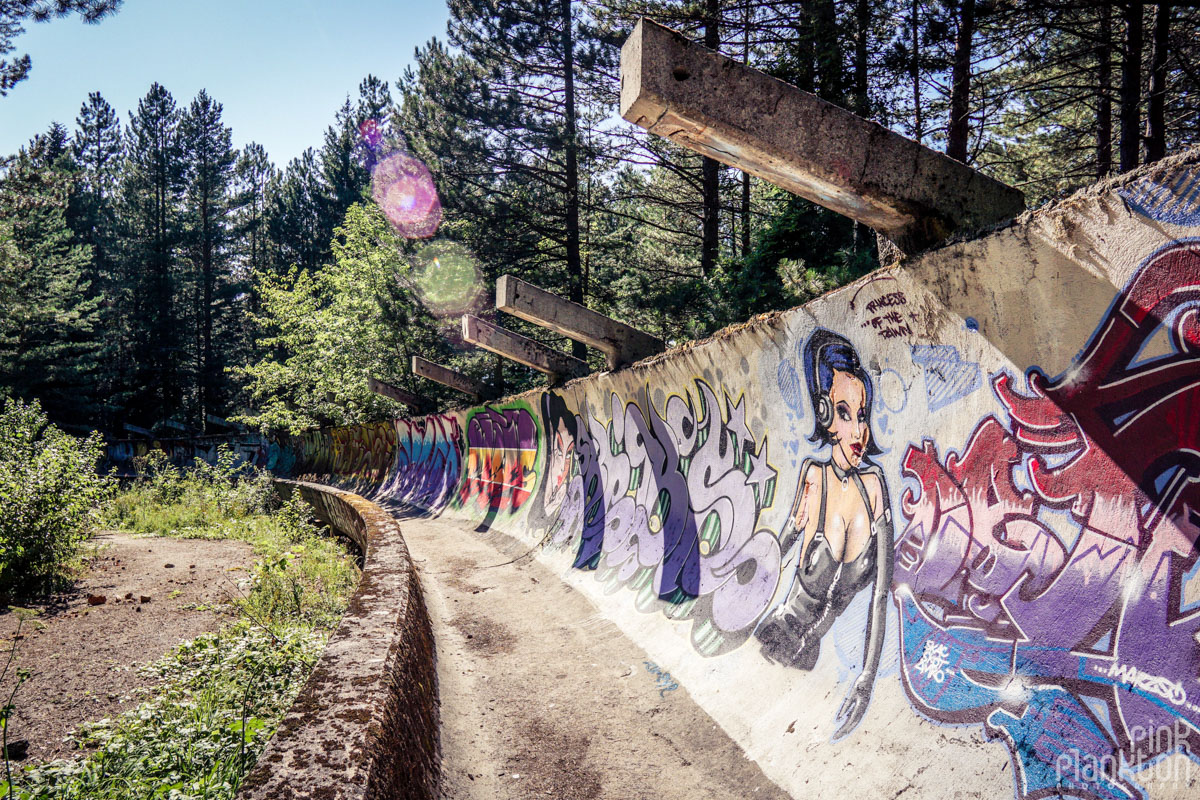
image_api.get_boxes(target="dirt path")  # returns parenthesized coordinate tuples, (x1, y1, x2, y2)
(0, 531, 255, 763)
(389, 507, 791, 800)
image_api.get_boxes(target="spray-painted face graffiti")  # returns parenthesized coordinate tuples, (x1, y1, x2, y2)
(546, 420, 575, 515)
(756, 328, 894, 740)
(526, 392, 580, 542)
(828, 370, 870, 470)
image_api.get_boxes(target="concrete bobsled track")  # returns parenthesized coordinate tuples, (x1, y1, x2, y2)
(120, 149, 1200, 800)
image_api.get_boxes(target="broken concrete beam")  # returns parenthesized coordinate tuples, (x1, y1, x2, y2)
(495, 276, 663, 370)
(411, 356, 485, 400)
(367, 376, 428, 412)
(461, 315, 589, 382)
(205, 414, 241, 431)
(619, 18, 1025, 254)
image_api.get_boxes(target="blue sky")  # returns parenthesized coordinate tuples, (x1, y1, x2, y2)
(0, 0, 450, 167)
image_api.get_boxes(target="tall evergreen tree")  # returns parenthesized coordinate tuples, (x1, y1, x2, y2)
(179, 89, 236, 429)
(71, 92, 121, 275)
(320, 98, 369, 239)
(268, 148, 326, 273)
(232, 141, 277, 280)
(119, 82, 185, 427)
(0, 0, 121, 95)
(70, 90, 123, 428)
(430, 0, 613, 360)
(0, 131, 102, 427)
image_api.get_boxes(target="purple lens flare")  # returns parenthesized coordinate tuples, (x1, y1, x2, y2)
(371, 152, 442, 239)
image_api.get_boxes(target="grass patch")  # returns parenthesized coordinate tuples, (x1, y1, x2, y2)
(2, 447, 360, 800)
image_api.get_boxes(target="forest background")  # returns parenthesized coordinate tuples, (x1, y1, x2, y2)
(2, 0, 1198, 437)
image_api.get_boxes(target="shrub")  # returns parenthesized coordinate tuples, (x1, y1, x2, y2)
(132, 448, 185, 504)
(0, 398, 113, 594)
(7, 470, 360, 799)
(106, 444, 281, 536)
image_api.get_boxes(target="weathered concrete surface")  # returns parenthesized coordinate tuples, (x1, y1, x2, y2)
(462, 314, 589, 381)
(412, 356, 485, 400)
(620, 18, 1025, 253)
(237, 482, 439, 800)
(496, 275, 663, 369)
(368, 376, 428, 412)
(387, 506, 791, 800)
(158, 149, 1200, 800)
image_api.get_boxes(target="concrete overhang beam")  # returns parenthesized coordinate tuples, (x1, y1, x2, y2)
(461, 314, 589, 383)
(495, 275, 663, 370)
(367, 376, 428, 412)
(411, 356, 485, 401)
(619, 18, 1026, 254)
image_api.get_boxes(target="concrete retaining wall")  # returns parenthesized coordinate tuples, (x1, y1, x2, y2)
(193, 150, 1197, 800)
(236, 480, 439, 800)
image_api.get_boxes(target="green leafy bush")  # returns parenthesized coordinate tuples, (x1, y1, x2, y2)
(105, 445, 278, 536)
(13, 622, 325, 800)
(0, 398, 113, 594)
(6, 456, 360, 799)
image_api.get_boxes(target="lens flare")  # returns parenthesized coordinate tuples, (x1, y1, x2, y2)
(358, 118, 383, 150)
(371, 152, 442, 239)
(411, 239, 484, 317)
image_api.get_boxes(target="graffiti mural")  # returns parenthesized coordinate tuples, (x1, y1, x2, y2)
(525, 392, 578, 543)
(458, 404, 539, 514)
(894, 241, 1200, 800)
(542, 380, 780, 654)
(385, 415, 463, 511)
(1119, 166, 1200, 226)
(756, 329, 894, 739)
(105, 434, 274, 474)
(329, 422, 396, 485)
(910, 344, 983, 412)
(293, 428, 336, 476)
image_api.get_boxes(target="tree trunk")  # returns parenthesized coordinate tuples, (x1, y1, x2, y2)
(1145, 2, 1170, 163)
(699, 0, 720, 280)
(912, 0, 922, 141)
(741, 1, 751, 259)
(202, 193, 214, 432)
(560, 0, 586, 360)
(813, 0, 842, 103)
(1097, 3, 1113, 178)
(492, 354, 505, 399)
(946, 0, 976, 163)
(854, 0, 870, 115)
(1119, 1, 1142, 172)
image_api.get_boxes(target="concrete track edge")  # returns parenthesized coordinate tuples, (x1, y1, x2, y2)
(236, 479, 440, 800)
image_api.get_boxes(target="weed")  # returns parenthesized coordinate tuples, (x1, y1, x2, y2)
(0, 400, 114, 595)
(3, 459, 359, 800)
(0, 610, 35, 792)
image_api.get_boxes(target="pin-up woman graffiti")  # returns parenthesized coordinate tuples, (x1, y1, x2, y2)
(756, 328, 894, 739)
(526, 391, 578, 543)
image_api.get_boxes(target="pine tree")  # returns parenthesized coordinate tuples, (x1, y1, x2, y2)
(179, 89, 236, 429)
(432, 0, 611, 360)
(70, 90, 123, 428)
(268, 148, 326, 272)
(232, 141, 276, 280)
(0, 0, 121, 95)
(0, 131, 102, 427)
(320, 98, 369, 239)
(119, 82, 185, 427)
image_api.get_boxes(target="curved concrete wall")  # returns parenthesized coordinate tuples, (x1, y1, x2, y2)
(168, 151, 1198, 800)
(236, 480, 439, 800)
